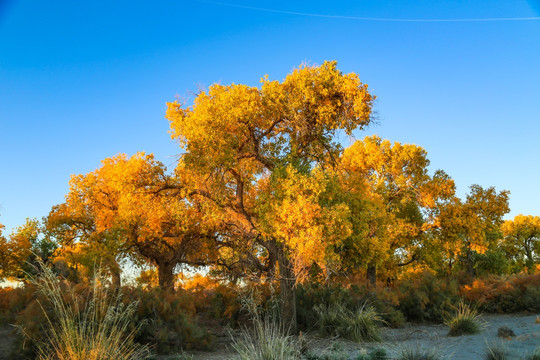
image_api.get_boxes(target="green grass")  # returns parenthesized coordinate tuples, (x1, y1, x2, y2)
(315, 302, 384, 342)
(354, 347, 388, 360)
(396, 347, 440, 360)
(444, 300, 482, 337)
(483, 343, 507, 360)
(524, 348, 540, 360)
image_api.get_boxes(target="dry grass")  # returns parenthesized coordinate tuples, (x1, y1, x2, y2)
(444, 300, 482, 337)
(315, 302, 384, 342)
(20, 261, 150, 360)
(228, 292, 301, 360)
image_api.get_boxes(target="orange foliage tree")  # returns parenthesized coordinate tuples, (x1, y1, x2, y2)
(0, 218, 55, 281)
(166, 61, 375, 331)
(53, 152, 217, 290)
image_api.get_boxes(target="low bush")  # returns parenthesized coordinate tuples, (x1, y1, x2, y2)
(483, 343, 507, 360)
(354, 348, 388, 360)
(315, 302, 384, 342)
(0, 285, 35, 324)
(296, 283, 404, 330)
(397, 271, 460, 322)
(396, 347, 440, 360)
(444, 300, 482, 336)
(525, 349, 540, 360)
(123, 287, 212, 354)
(461, 273, 540, 313)
(14, 282, 213, 356)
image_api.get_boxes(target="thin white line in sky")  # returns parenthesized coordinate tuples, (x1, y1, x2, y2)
(196, 0, 540, 22)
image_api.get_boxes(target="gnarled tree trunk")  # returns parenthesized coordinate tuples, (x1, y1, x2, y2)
(111, 267, 122, 289)
(157, 260, 176, 291)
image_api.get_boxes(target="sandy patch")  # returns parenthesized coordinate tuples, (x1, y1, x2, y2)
(184, 314, 540, 359)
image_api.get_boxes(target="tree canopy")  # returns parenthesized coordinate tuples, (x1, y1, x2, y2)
(166, 60, 376, 330)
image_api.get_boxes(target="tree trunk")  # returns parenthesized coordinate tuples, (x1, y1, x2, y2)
(525, 240, 534, 273)
(157, 261, 176, 291)
(276, 249, 297, 334)
(367, 263, 377, 288)
(111, 267, 122, 289)
(465, 248, 476, 277)
(107, 258, 122, 289)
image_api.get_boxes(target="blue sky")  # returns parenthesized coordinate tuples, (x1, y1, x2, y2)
(1, 0, 539, 235)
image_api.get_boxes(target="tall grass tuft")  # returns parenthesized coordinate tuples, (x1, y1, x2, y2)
(483, 343, 507, 360)
(525, 349, 540, 360)
(20, 261, 150, 360)
(315, 302, 384, 342)
(444, 300, 482, 337)
(396, 347, 440, 360)
(229, 293, 300, 360)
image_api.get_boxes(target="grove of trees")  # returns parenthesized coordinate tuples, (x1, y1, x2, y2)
(1, 61, 538, 333)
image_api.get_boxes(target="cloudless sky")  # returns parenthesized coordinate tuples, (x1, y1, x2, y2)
(1, 0, 539, 235)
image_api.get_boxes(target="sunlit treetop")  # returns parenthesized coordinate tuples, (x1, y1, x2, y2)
(340, 135, 455, 210)
(167, 60, 375, 175)
(501, 214, 540, 268)
(502, 214, 540, 239)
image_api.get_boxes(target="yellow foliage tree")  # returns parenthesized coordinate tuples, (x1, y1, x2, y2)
(166, 61, 375, 331)
(339, 135, 455, 285)
(502, 214, 540, 272)
(0, 218, 51, 281)
(435, 185, 510, 275)
(56, 152, 216, 291)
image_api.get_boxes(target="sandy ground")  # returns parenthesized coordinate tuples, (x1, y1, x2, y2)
(0, 325, 17, 360)
(184, 314, 540, 360)
(1, 314, 538, 359)
(376, 314, 540, 359)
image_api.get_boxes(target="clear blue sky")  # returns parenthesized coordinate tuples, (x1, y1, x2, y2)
(1, 0, 539, 235)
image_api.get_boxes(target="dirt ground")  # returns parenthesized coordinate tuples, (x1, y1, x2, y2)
(183, 314, 540, 360)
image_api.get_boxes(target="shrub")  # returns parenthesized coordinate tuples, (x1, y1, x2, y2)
(496, 326, 515, 338)
(19, 263, 150, 360)
(125, 287, 212, 354)
(14, 280, 212, 356)
(483, 343, 507, 360)
(296, 283, 353, 331)
(525, 349, 540, 360)
(306, 351, 349, 360)
(461, 273, 540, 313)
(296, 283, 404, 331)
(184, 275, 243, 325)
(355, 348, 388, 360)
(397, 271, 460, 322)
(444, 300, 482, 336)
(0, 286, 35, 324)
(315, 302, 384, 342)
